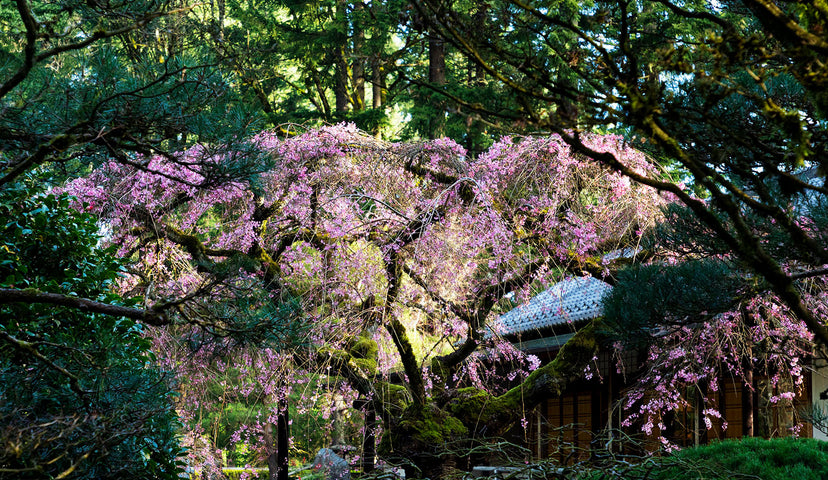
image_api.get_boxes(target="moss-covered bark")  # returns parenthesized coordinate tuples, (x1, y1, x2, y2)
(378, 322, 601, 477)
(347, 332, 379, 375)
(378, 402, 468, 478)
(447, 321, 600, 435)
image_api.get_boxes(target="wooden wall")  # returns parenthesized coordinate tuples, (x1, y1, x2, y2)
(530, 371, 813, 463)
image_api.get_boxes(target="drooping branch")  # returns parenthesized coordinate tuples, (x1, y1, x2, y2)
(379, 203, 463, 405)
(629, 120, 828, 347)
(563, 130, 828, 348)
(653, 0, 732, 28)
(473, 260, 546, 319)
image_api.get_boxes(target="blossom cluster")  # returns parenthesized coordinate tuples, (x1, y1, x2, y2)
(621, 293, 814, 448)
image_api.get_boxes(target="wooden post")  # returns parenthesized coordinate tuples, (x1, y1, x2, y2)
(277, 398, 290, 480)
(362, 408, 376, 474)
(744, 367, 754, 437)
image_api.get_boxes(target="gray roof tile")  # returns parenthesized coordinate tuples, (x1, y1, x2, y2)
(492, 276, 612, 336)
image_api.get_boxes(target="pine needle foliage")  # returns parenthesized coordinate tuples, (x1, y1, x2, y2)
(601, 259, 745, 348)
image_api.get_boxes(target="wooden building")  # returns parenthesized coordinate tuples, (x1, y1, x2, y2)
(492, 276, 826, 462)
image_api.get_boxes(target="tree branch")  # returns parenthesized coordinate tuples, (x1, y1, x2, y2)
(791, 267, 828, 280)
(0, 0, 38, 99)
(0, 288, 168, 325)
(743, 0, 828, 54)
(446, 321, 600, 435)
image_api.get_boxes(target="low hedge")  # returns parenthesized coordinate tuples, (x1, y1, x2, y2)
(591, 437, 828, 480)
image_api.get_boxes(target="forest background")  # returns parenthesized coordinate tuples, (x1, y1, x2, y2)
(2, 1, 828, 479)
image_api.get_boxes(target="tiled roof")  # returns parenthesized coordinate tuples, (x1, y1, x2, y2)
(602, 247, 640, 262)
(492, 276, 612, 336)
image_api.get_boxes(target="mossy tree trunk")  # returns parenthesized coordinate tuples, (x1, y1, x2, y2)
(377, 322, 601, 478)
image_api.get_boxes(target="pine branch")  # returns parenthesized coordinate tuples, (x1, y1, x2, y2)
(0, 288, 168, 325)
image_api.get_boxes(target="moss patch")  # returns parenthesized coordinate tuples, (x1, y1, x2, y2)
(378, 402, 468, 456)
(447, 323, 600, 435)
(404, 403, 468, 444)
(348, 333, 379, 375)
(445, 387, 495, 426)
(375, 381, 411, 415)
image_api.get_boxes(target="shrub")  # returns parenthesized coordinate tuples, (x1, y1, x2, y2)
(0, 186, 183, 479)
(587, 437, 828, 480)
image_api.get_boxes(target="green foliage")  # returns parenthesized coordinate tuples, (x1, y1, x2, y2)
(187, 467, 270, 480)
(199, 402, 266, 459)
(646, 204, 732, 258)
(189, 285, 306, 352)
(601, 259, 746, 347)
(653, 198, 828, 270)
(0, 1, 262, 187)
(193, 371, 347, 467)
(399, 66, 511, 151)
(193, 0, 408, 134)
(589, 438, 828, 480)
(220, 468, 269, 480)
(0, 183, 183, 479)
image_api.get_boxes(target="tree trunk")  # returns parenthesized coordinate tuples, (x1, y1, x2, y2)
(742, 309, 755, 437)
(352, 2, 366, 111)
(250, 80, 274, 114)
(362, 408, 376, 474)
(335, 50, 350, 115)
(428, 30, 446, 139)
(428, 33, 446, 85)
(472, 4, 487, 85)
(265, 423, 279, 480)
(277, 399, 290, 480)
(370, 53, 386, 137)
(334, 0, 351, 115)
(310, 70, 332, 119)
(744, 363, 754, 437)
(378, 322, 600, 477)
(266, 395, 290, 480)
(217, 0, 225, 42)
(371, 54, 385, 109)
